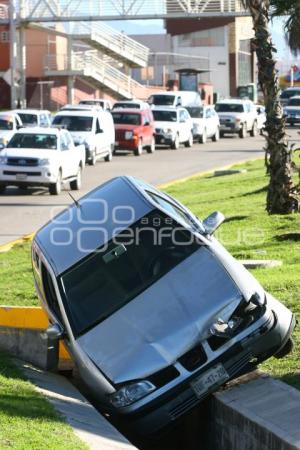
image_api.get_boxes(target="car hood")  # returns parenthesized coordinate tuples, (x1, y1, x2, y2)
(154, 120, 177, 129)
(2, 148, 58, 159)
(77, 247, 243, 384)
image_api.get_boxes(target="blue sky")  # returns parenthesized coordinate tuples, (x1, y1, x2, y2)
(108, 17, 291, 59)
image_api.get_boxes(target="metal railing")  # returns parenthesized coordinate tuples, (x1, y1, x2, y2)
(21, 0, 247, 21)
(45, 51, 145, 98)
(68, 21, 149, 66)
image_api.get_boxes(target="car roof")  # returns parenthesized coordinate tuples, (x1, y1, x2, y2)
(152, 106, 180, 111)
(287, 95, 300, 99)
(34, 176, 156, 275)
(13, 126, 61, 135)
(283, 87, 300, 91)
(216, 98, 251, 104)
(13, 109, 50, 114)
(112, 108, 143, 114)
(54, 110, 98, 117)
(0, 111, 20, 118)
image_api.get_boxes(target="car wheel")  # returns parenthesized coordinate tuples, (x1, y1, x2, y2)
(239, 123, 247, 138)
(134, 139, 143, 156)
(220, 131, 225, 138)
(275, 338, 294, 359)
(104, 150, 113, 162)
(0, 184, 6, 194)
(49, 170, 62, 195)
(146, 136, 156, 154)
(250, 121, 258, 137)
(212, 127, 220, 142)
(88, 150, 96, 166)
(184, 132, 193, 148)
(199, 129, 207, 144)
(70, 166, 82, 190)
(171, 133, 180, 150)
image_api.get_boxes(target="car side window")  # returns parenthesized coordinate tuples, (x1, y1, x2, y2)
(184, 110, 190, 120)
(206, 108, 212, 118)
(96, 118, 102, 134)
(147, 191, 194, 228)
(60, 134, 69, 151)
(41, 264, 63, 324)
(179, 110, 186, 122)
(40, 114, 47, 127)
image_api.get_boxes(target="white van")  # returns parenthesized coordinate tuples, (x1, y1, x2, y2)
(78, 99, 112, 110)
(52, 109, 115, 165)
(148, 91, 202, 108)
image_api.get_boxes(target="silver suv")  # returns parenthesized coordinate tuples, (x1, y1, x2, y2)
(215, 99, 258, 138)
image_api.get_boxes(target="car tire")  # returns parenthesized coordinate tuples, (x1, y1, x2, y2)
(184, 132, 193, 148)
(250, 121, 258, 137)
(70, 166, 82, 191)
(49, 170, 62, 195)
(220, 131, 225, 138)
(275, 338, 294, 359)
(88, 150, 96, 166)
(104, 150, 113, 162)
(171, 133, 180, 150)
(212, 127, 220, 142)
(0, 184, 6, 194)
(199, 129, 207, 144)
(134, 139, 143, 156)
(239, 123, 247, 138)
(146, 136, 156, 154)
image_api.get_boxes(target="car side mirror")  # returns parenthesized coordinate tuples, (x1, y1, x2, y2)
(203, 211, 225, 235)
(16, 124, 22, 129)
(41, 323, 65, 340)
(97, 129, 103, 133)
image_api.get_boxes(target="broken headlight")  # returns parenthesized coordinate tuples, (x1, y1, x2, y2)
(110, 380, 156, 408)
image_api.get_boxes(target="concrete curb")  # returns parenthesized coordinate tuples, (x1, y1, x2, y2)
(18, 360, 137, 450)
(0, 232, 35, 253)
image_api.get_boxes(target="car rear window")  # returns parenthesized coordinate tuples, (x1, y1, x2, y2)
(150, 95, 175, 106)
(60, 210, 200, 336)
(111, 112, 141, 125)
(113, 103, 140, 109)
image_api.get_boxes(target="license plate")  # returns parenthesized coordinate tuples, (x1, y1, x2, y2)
(191, 364, 229, 398)
(16, 173, 27, 181)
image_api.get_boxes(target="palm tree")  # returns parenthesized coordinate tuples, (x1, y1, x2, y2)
(271, 0, 300, 56)
(241, 0, 299, 214)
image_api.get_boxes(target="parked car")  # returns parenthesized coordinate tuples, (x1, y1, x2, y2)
(280, 87, 300, 106)
(283, 96, 300, 126)
(255, 105, 266, 133)
(13, 109, 52, 127)
(0, 127, 85, 195)
(152, 106, 193, 149)
(52, 109, 115, 165)
(111, 108, 155, 156)
(112, 99, 150, 110)
(215, 99, 258, 138)
(0, 112, 23, 149)
(148, 91, 202, 108)
(185, 105, 220, 143)
(79, 99, 112, 110)
(32, 176, 295, 435)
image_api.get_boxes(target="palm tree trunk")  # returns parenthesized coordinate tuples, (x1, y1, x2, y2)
(246, 0, 299, 213)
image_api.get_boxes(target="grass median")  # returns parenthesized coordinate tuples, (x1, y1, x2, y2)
(0, 352, 87, 449)
(0, 158, 299, 390)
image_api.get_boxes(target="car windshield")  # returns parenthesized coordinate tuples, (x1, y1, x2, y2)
(17, 113, 38, 125)
(112, 113, 141, 125)
(7, 133, 57, 149)
(60, 211, 199, 336)
(114, 103, 140, 109)
(215, 104, 244, 113)
(150, 95, 175, 106)
(281, 90, 300, 99)
(287, 98, 300, 106)
(152, 110, 177, 122)
(52, 115, 93, 131)
(0, 118, 13, 130)
(185, 107, 203, 118)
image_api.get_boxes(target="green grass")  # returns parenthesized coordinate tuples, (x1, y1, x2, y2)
(0, 352, 87, 450)
(165, 159, 300, 388)
(0, 158, 299, 389)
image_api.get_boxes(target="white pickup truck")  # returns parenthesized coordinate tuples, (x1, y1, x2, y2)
(0, 127, 85, 195)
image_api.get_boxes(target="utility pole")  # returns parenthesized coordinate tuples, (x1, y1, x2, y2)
(9, 0, 18, 108)
(19, 0, 26, 107)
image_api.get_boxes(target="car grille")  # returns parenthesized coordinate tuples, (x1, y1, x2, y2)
(3, 170, 41, 176)
(155, 128, 162, 134)
(115, 130, 126, 139)
(7, 157, 39, 167)
(178, 344, 207, 371)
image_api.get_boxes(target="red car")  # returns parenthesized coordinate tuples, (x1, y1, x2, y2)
(112, 109, 155, 156)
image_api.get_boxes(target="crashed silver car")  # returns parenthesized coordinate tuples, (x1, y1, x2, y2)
(32, 176, 295, 435)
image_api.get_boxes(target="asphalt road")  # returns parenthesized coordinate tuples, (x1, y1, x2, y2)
(0, 129, 299, 245)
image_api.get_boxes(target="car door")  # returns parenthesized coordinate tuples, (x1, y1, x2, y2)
(95, 115, 105, 155)
(60, 132, 72, 178)
(142, 112, 152, 145)
(179, 109, 189, 142)
(204, 107, 212, 137)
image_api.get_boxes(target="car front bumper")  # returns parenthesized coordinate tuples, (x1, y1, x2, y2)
(117, 299, 295, 436)
(155, 134, 173, 145)
(0, 165, 58, 186)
